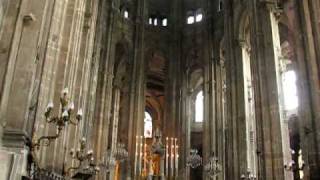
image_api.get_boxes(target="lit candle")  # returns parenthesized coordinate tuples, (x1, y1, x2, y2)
(175, 139, 178, 176)
(144, 137, 147, 172)
(171, 138, 174, 177)
(166, 137, 168, 177)
(77, 108, 83, 116)
(135, 136, 138, 176)
(62, 88, 69, 95)
(68, 102, 74, 110)
(47, 101, 54, 110)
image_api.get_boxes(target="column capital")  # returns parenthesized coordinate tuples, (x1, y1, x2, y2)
(259, 1, 283, 21)
(2, 129, 31, 149)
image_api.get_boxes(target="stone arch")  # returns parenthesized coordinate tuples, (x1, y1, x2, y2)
(237, 7, 250, 42)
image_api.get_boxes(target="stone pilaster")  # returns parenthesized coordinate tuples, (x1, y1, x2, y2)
(293, 0, 320, 179)
(128, 0, 146, 178)
(250, 1, 289, 179)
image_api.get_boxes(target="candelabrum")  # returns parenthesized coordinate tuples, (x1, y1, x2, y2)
(28, 88, 83, 179)
(240, 169, 256, 180)
(68, 138, 100, 179)
(114, 142, 129, 162)
(100, 149, 117, 172)
(204, 155, 222, 178)
(186, 149, 202, 169)
(32, 88, 83, 149)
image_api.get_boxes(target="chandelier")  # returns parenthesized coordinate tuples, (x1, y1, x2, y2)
(186, 149, 202, 169)
(240, 169, 256, 180)
(100, 149, 117, 172)
(114, 143, 129, 162)
(204, 155, 222, 178)
(68, 138, 100, 179)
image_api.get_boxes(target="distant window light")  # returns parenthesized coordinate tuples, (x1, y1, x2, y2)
(187, 16, 195, 24)
(282, 70, 298, 111)
(218, 0, 223, 12)
(144, 111, 153, 138)
(162, 18, 167, 26)
(124, 10, 129, 18)
(195, 91, 204, 122)
(149, 18, 153, 25)
(195, 13, 203, 22)
(154, 19, 158, 26)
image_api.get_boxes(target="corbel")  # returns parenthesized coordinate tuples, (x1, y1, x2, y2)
(23, 13, 36, 24)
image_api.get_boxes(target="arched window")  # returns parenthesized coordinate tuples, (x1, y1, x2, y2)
(162, 18, 168, 26)
(195, 91, 204, 122)
(149, 18, 153, 25)
(218, 0, 223, 12)
(187, 16, 195, 24)
(154, 19, 158, 26)
(187, 9, 204, 24)
(144, 111, 153, 138)
(124, 10, 129, 19)
(195, 13, 203, 22)
(282, 70, 298, 111)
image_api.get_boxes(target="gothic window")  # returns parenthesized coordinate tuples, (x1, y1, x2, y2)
(162, 18, 168, 26)
(218, 0, 223, 12)
(149, 18, 153, 25)
(144, 111, 153, 138)
(187, 9, 204, 24)
(195, 91, 204, 122)
(154, 18, 158, 26)
(282, 70, 298, 111)
(187, 16, 195, 24)
(195, 12, 203, 22)
(124, 10, 129, 19)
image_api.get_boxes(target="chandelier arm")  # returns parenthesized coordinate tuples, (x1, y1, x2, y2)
(32, 127, 62, 149)
(68, 118, 79, 126)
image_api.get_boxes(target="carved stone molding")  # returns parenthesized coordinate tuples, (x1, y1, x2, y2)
(2, 129, 31, 149)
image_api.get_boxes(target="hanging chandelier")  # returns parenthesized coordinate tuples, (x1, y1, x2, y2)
(114, 143, 129, 162)
(100, 149, 117, 172)
(68, 138, 100, 179)
(204, 155, 222, 178)
(186, 149, 202, 169)
(240, 169, 256, 180)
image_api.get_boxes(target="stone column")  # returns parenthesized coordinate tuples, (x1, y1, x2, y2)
(293, 0, 320, 179)
(250, 1, 290, 179)
(109, 88, 120, 179)
(224, 2, 251, 179)
(128, 0, 146, 178)
(0, 0, 51, 179)
(91, 1, 117, 179)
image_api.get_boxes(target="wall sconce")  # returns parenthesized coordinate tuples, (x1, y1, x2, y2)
(240, 169, 256, 180)
(68, 138, 100, 179)
(32, 88, 82, 149)
(204, 154, 222, 178)
(28, 88, 83, 179)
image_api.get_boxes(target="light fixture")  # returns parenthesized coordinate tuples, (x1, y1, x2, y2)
(100, 149, 117, 172)
(114, 143, 129, 162)
(28, 88, 83, 179)
(67, 138, 100, 179)
(186, 149, 202, 169)
(240, 169, 256, 180)
(32, 88, 82, 149)
(204, 155, 222, 178)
